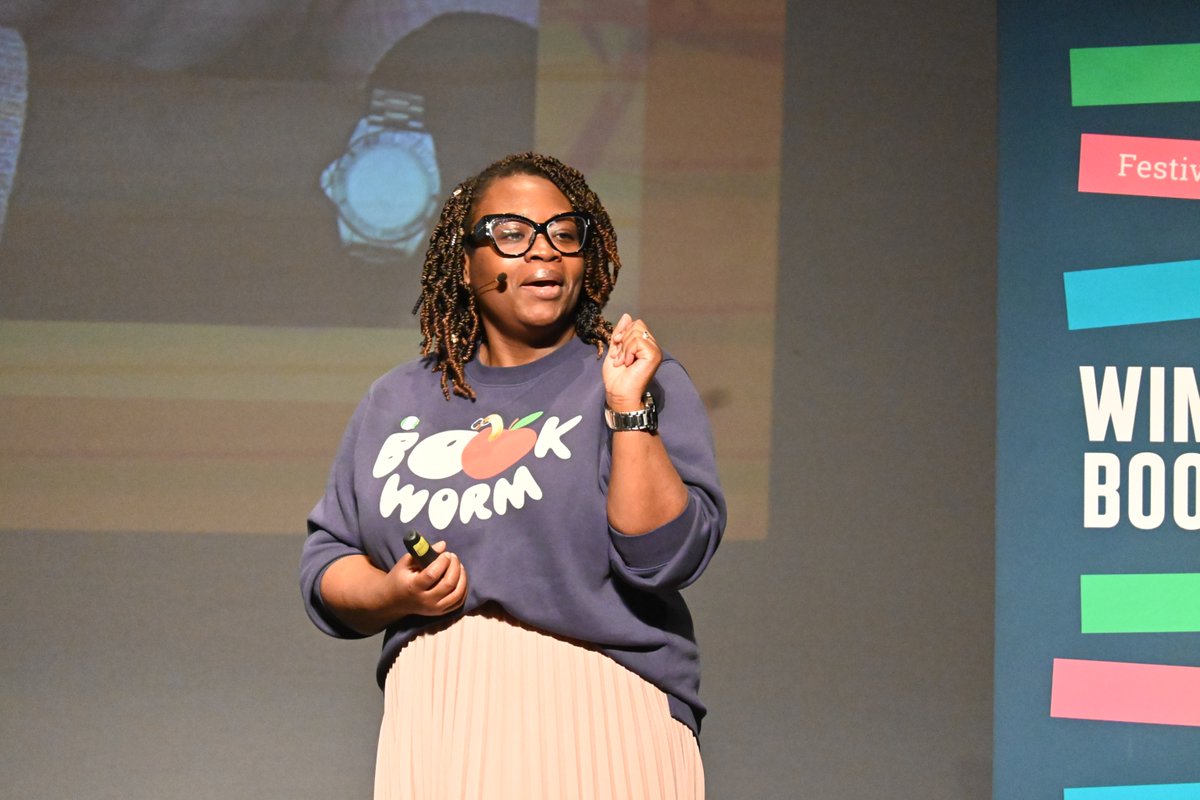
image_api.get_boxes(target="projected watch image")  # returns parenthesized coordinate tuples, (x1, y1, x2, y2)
(321, 87, 440, 263)
(0, 27, 27, 244)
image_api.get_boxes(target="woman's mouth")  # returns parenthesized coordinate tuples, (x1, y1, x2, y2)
(520, 274, 565, 299)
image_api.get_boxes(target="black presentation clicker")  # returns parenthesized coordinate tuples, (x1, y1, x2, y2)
(403, 529, 439, 570)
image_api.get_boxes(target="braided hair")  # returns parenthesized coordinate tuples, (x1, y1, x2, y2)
(414, 152, 622, 400)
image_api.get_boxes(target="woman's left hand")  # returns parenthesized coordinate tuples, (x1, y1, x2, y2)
(603, 313, 662, 411)
(603, 313, 688, 535)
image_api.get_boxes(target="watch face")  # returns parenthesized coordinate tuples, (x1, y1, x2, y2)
(323, 129, 439, 244)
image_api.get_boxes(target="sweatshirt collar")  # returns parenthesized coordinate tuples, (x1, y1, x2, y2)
(465, 335, 592, 387)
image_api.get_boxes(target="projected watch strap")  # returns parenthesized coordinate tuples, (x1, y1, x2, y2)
(367, 88, 427, 132)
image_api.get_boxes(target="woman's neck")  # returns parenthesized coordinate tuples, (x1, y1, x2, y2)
(477, 325, 577, 368)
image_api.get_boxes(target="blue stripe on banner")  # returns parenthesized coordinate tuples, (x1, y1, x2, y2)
(1063, 259, 1200, 329)
(1065, 783, 1200, 800)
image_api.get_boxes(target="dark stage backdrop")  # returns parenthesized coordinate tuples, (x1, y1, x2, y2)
(0, 1, 996, 798)
(996, 2, 1200, 798)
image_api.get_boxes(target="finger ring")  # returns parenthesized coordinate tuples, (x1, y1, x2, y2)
(641, 330, 652, 339)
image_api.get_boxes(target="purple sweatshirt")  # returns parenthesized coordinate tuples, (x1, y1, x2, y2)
(300, 336, 726, 733)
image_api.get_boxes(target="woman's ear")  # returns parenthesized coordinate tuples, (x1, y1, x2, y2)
(461, 251, 472, 289)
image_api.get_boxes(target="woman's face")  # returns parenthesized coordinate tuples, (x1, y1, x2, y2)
(464, 173, 586, 347)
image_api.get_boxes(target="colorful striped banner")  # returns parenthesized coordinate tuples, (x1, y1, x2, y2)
(1065, 783, 1200, 800)
(1071, 43, 1200, 106)
(1051, 658, 1200, 727)
(1081, 573, 1200, 633)
(1063, 259, 1200, 329)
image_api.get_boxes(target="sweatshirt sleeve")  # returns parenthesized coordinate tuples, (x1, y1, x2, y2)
(299, 392, 372, 639)
(607, 358, 726, 592)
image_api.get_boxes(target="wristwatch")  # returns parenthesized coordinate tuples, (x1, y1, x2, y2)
(604, 392, 658, 432)
(320, 88, 441, 262)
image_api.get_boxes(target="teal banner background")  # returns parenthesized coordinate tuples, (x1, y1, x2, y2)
(996, 1, 1200, 797)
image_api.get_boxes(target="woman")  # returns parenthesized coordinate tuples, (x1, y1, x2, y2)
(301, 152, 726, 799)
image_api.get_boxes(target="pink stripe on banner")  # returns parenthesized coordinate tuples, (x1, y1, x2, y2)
(1051, 658, 1200, 727)
(1079, 133, 1200, 200)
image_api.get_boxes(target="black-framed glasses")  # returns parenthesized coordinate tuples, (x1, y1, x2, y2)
(468, 212, 592, 257)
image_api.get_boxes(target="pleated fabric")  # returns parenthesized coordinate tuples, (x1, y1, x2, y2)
(374, 608, 704, 800)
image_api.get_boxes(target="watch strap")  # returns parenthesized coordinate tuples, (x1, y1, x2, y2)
(367, 88, 427, 132)
(605, 391, 658, 432)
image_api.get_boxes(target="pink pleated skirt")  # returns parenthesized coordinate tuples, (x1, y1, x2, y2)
(375, 607, 704, 800)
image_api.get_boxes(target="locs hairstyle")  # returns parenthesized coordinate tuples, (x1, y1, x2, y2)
(415, 152, 622, 400)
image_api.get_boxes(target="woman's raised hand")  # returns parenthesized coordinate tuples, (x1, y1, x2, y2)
(604, 313, 662, 411)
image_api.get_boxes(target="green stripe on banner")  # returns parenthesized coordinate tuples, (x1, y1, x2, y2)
(1071, 43, 1200, 106)
(1081, 573, 1200, 633)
